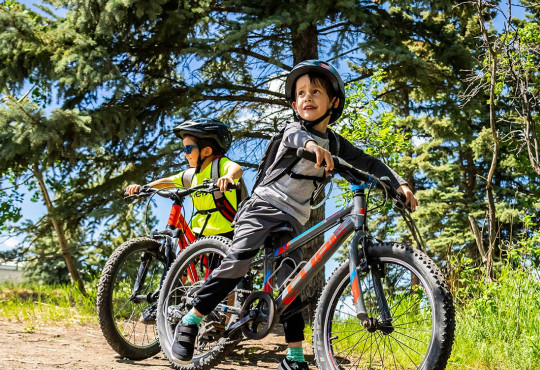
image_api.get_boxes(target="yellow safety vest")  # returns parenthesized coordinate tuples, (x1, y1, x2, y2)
(170, 157, 238, 236)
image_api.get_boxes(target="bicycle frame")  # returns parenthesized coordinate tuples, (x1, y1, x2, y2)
(167, 200, 197, 247)
(214, 184, 376, 324)
(264, 183, 376, 322)
(167, 198, 199, 282)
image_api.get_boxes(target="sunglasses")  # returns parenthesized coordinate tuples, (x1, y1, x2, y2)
(183, 145, 199, 154)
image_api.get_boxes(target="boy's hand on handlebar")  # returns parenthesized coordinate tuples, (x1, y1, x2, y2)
(305, 141, 334, 171)
(125, 184, 142, 196)
(217, 175, 235, 193)
(397, 185, 418, 211)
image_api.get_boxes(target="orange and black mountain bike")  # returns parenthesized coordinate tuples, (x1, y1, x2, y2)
(156, 150, 455, 370)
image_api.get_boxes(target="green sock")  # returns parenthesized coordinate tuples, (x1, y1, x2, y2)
(181, 309, 203, 326)
(286, 347, 305, 363)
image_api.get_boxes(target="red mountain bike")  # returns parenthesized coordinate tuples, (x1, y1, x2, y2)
(96, 181, 236, 360)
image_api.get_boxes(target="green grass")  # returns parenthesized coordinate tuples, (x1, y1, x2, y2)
(448, 267, 540, 370)
(1, 265, 539, 369)
(0, 281, 98, 327)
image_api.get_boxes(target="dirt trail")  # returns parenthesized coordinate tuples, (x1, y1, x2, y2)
(0, 321, 315, 369)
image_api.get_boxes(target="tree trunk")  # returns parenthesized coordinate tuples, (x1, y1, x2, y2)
(291, 23, 318, 65)
(468, 214, 487, 263)
(477, 0, 500, 281)
(290, 22, 323, 322)
(32, 164, 87, 295)
(519, 75, 540, 175)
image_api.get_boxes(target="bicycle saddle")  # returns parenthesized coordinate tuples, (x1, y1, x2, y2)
(268, 223, 294, 236)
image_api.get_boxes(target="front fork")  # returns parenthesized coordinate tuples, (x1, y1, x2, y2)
(349, 186, 392, 330)
(129, 228, 178, 303)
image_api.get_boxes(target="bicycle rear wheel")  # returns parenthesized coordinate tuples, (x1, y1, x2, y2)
(313, 242, 455, 370)
(97, 237, 163, 359)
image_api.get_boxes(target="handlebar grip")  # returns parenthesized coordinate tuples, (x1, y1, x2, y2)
(396, 192, 407, 203)
(226, 182, 241, 191)
(296, 147, 317, 163)
(123, 194, 137, 203)
(297, 147, 352, 170)
(393, 191, 412, 211)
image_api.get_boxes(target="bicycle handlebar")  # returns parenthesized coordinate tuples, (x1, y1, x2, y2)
(124, 180, 241, 203)
(296, 147, 409, 209)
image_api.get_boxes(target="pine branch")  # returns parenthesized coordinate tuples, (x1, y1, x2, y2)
(228, 48, 291, 70)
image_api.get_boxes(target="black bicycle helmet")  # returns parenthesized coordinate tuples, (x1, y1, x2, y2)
(173, 118, 232, 153)
(285, 60, 345, 124)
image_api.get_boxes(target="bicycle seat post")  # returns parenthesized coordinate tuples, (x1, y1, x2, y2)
(263, 224, 294, 294)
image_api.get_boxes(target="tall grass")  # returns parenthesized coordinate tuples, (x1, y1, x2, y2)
(448, 265, 540, 369)
(0, 281, 98, 328)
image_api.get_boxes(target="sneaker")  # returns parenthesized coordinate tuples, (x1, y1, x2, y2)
(278, 358, 310, 370)
(139, 303, 157, 324)
(171, 322, 198, 364)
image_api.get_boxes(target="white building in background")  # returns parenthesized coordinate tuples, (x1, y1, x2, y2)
(0, 263, 24, 283)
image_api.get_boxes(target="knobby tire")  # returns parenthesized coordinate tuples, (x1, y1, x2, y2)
(313, 242, 455, 370)
(97, 237, 162, 360)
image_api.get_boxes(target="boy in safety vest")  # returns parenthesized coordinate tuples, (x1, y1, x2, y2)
(125, 118, 243, 240)
(171, 61, 418, 369)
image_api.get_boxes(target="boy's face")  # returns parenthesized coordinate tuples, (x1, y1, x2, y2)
(182, 136, 199, 167)
(183, 136, 213, 167)
(291, 74, 338, 123)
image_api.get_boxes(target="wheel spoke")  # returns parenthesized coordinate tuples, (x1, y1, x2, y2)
(316, 250, 454, 370)
(330, 329, 366, 346)
(392, 328, 430, 346)
(336, 331, 369, 367)
(330, 328, 365, 334)
(388, 332, 423, 363)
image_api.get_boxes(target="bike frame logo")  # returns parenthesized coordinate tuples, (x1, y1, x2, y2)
(281, 222, 348, 306)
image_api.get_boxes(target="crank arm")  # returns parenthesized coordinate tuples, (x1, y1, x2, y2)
(224, 310, 256, 337)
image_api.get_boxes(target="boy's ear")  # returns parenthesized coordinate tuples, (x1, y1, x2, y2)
(291, 101, 297, 111)
(332, 97, 340, 108)
(201, 146, 213, 157)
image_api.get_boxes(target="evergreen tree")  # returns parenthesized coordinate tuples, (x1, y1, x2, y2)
(4, 0, 536, 291)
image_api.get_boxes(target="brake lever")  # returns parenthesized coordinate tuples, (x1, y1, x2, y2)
(393, 192, 410, 211)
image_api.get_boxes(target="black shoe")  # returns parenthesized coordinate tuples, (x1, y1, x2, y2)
(171, 322, 198, 364)
(139, 303, 157, 324)
(278, 358, 309, 370)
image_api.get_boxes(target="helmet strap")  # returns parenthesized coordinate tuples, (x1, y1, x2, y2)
(195, 152, 204, 174)
(296, 107, 333, 127)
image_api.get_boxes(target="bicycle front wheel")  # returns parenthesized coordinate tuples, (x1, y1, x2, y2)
(97, 237, 163, 359)
(157, 236, 240, 370)
(313, 242, 455, 370)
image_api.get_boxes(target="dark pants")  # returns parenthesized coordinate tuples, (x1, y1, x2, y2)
(192, 195, 306, 343)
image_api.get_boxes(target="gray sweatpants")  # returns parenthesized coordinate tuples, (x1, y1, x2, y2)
(192, 195, 306, 342)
